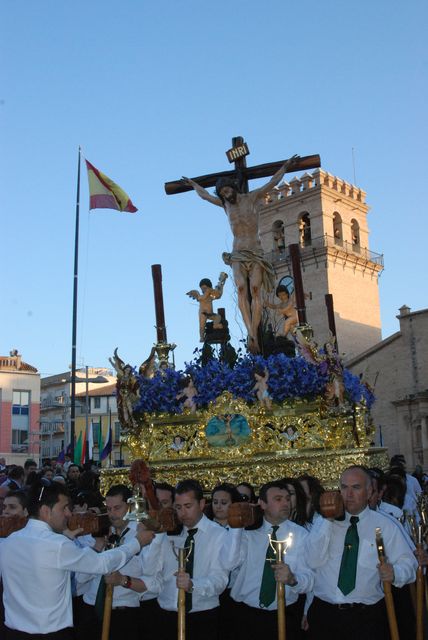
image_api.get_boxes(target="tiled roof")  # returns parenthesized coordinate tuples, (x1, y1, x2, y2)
(75, 383, 117, 397)
(0, 356, 38, 373)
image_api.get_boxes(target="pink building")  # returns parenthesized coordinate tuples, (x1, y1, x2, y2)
(0, 350, 40, 464)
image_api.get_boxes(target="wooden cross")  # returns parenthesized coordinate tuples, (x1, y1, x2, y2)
(164, 136, 321, 196)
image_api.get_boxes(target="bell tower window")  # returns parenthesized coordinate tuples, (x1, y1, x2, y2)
(299, 213, 311, 247)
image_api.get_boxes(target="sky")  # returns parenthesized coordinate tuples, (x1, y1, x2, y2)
(1, 0, 427, 378)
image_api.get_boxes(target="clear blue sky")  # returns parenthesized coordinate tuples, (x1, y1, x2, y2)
(1, 0, 427, 377)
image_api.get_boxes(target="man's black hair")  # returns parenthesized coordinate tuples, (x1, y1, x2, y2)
(8, 466, 24, 481)
(390, 455, 406, 469)
(73, 489, 105, 510)
(67, 464, 80, 474)
(156, 481, 175, 497)
(382, 475, 406, 509)
(175, 479, 204, 501)
(105, 483, 132, 502)
(24, 459, 37, 470)
(27, 481, 70, 518)
(259, 480, 289, 503)
(6, 489, 29, 511)
(211, 482, 242, 502)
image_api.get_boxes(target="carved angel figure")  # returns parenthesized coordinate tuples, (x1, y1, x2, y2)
(186, 272, 228, 342)
(293, 329, 345, 407)
(176, 376, 198, 413)
(253, 366, 272, 409)
(109, 348, 140, 427)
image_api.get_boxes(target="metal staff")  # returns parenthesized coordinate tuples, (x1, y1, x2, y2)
(101, 529, 127, 640)
(171, 540, 194, 640)
(268, 532, 293, 640)
(415, 526, 425, 640)
(101, 582, 113, 640)
(406, 512, 426, 640)
(375, 528, 400, 640)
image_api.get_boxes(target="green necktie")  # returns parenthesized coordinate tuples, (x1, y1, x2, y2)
(259, 525, 279, 608)
(337, 516, 359, 595)
(184, 527, 198, 612)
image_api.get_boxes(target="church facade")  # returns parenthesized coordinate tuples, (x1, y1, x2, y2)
(347, 306, 428, 469)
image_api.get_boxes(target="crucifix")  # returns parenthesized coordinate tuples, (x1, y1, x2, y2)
(165, 135, 320, 195)
(165, 137, 321, 353)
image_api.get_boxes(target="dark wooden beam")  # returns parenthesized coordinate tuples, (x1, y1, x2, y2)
(164, 154, 321, 196)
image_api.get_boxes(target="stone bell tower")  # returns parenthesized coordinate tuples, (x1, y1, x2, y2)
(259, 168, 383, 360)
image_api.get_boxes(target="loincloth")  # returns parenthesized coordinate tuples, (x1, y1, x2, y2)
(222, 250, 275, 292)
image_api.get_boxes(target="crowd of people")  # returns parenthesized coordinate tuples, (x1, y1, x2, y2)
(0, 453, 426, 640)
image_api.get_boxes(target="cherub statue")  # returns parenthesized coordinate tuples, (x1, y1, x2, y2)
(186, 272, 228, 342)
(253, 366, 272, 409)
(176, 376, 198, 413)
(109, 348, 140, 427)
(264, 284, 298, 338)
(293, 330, 345, 407)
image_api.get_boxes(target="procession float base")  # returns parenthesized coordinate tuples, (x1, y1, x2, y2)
(100, 393, 388, 493)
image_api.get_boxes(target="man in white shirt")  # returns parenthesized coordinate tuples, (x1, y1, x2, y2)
(0, 481, 154, 640)
(229, 480, 313, 639)
(390, 454, 422, 516)
(305, 465, 417, 640)
(143, 479, 229, 640)
(76, 483, 160, 640)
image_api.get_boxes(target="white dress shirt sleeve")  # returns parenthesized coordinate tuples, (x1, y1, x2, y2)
(60, 535, 141, 575)
(284, 527, 314, 595)
(219, 527, 244, 572)
(304, 516, 333, 568)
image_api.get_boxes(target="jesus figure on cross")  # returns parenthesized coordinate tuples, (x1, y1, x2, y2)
(183, 154, 299, 353)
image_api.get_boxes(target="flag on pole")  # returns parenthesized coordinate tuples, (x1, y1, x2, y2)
(98, 417, 104, 458)
(88, 420, 94, 461)
(100, 424, 112, 461)
(85, 160, 138, 213)
(57, 448, 65, 464)
(74, 431, 83, 465)
(81, 427, 87, 466)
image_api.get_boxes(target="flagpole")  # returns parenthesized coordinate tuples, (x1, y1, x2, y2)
(109, 408, 112, 467)
(85, 365, 89, 465)
(70, 147, 81, 460)
(98, 415, 103, 465)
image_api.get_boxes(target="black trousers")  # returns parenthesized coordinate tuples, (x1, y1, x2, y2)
(234, 600, 303, 640)
(75, 601, 140, 640)
(307, 596, 389, 640)
(218, 588, 238, 640)
(392, 584, 416, 640)
(138, 598, 162, 635)
(5, 628, 74, 640)
(157, 607, 219, 640)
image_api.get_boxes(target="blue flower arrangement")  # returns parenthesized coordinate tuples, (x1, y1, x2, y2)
(133, 353, 375, 416)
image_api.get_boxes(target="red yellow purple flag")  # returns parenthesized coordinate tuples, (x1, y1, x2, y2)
(85, 160, 138, 213)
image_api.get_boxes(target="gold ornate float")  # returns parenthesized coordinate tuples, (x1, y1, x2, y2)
(101, 388, 387, 494)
